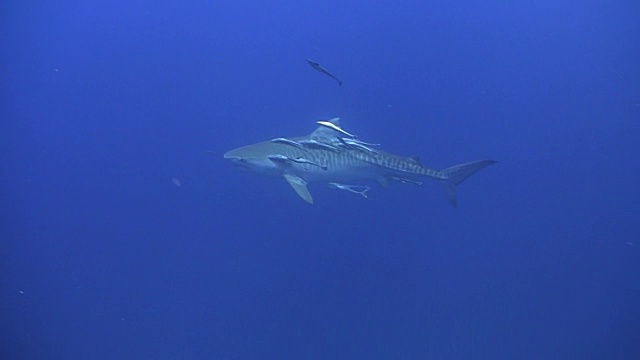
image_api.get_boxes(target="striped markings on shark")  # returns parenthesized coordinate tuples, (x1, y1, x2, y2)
(224, 117, 496, 207)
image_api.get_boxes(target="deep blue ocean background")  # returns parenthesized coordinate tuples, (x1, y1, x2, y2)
(2, 1, 639, 359)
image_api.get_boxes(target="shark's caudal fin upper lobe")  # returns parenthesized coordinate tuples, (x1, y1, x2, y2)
(441, 160, 496, 207)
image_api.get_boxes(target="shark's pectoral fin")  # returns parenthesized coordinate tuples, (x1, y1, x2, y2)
(376, 176, 390, 188)
(283, 174, 313, 204)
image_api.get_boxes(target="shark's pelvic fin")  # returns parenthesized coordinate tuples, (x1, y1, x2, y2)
(376, 177, 390, 188)
(441, 160, 497, 207)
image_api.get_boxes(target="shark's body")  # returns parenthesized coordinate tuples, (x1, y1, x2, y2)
(224, 118, 495, 206)
(306, 59, 342, 86)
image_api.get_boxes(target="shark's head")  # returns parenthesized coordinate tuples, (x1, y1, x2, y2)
(223, 143, 282, 176)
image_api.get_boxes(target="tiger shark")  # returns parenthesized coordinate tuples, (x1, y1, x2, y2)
(224, 117, 495, 206)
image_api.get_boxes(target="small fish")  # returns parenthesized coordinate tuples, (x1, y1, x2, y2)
(292, 157, 328, 170)
(306, 59, 343, 86)
(348, 139, 380, 147)
(268, 154, 327, 170)
(328, 183, 370, 198)
(298, 139, 339, 151)
(317, 120, 356, 138)
(271, 137, 304, 148)
(339, 138, 378, 154)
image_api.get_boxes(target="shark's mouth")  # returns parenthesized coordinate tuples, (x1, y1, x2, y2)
(230, 158, 250, 170)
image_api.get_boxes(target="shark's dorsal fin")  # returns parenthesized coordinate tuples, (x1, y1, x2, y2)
(410, 156, 422, 165)
(309, 117, 357, 145)
(311, 118, 340, 138)
(312, 118, 340, 135)
(317, 119, 356, 137)
(283, 174, 313, 204)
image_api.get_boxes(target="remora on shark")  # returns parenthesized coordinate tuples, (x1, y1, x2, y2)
(224, 117, 495, 206)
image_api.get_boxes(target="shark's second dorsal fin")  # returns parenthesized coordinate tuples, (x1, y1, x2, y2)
(410, 156, 422, 165)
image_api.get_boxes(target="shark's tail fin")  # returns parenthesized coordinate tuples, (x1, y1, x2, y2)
(440, 160, 496, 207)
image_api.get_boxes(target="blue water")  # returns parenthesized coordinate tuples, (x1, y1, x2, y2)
(2, 1, 639, 358)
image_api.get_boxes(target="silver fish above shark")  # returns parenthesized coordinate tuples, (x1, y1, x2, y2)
(224, 117, 495, 206)
(306, 59, 343, 86)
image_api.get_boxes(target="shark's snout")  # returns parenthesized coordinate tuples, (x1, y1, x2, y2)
(223, 150, 237, 159)
(223, 150, 244, 167)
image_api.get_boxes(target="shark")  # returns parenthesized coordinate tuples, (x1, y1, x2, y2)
(306, 59, 343, 86)
(224, 117, 495, 207)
